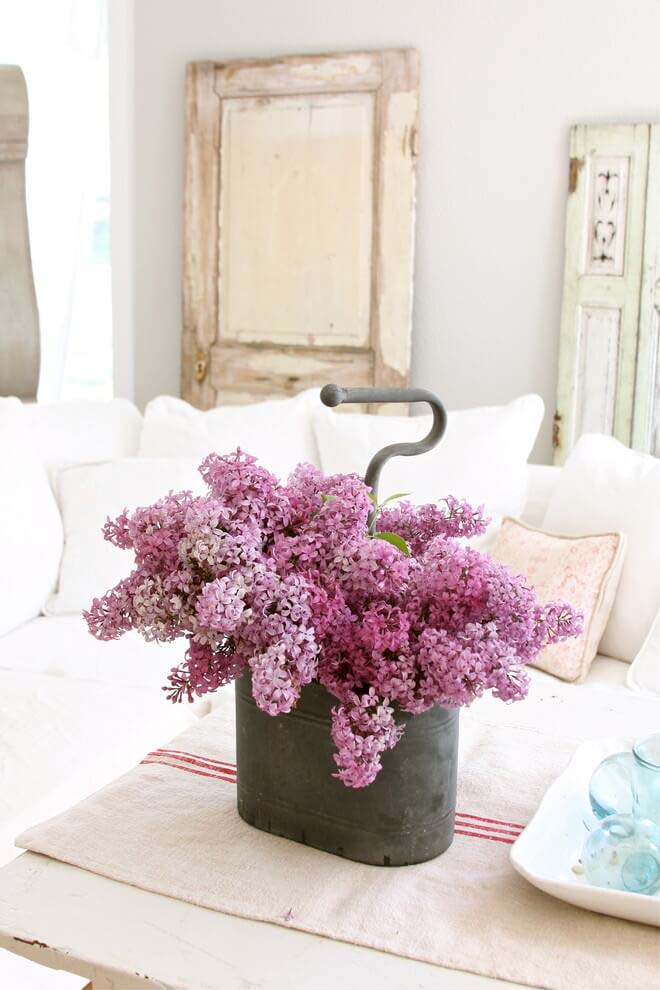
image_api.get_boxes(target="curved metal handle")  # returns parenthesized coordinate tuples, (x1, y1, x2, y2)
(320, 385, 447, 517)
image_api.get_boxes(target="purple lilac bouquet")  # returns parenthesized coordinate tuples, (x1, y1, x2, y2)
(85, 451, 582, 788)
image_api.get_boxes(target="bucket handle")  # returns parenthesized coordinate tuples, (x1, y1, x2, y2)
(319, 385, 447, 520)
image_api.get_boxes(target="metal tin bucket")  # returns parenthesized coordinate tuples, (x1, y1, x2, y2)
(235, 672, 459, 866)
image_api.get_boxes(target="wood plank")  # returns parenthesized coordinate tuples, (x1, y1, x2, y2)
(371, 48, 419, 400)
(182, 63, 221, 411)
(214, 50, 383, 98)
(210, 341, 373, 401)
(0, 853, 521, 990)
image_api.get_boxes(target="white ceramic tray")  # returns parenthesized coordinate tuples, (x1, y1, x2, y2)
(510, 737, 660, 927)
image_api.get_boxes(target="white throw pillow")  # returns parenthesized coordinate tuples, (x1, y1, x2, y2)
(0, 400, 64, 634)
(627, 608, 660, 697)
(21, 398, 142, 489)
(139, 389, 321, 479)
(543, 434, 660, 662)
(312, 394, 544, 537)
(47, 458, 204, 616)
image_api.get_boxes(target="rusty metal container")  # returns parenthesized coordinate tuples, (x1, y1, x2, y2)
(235, 672, 459, 866)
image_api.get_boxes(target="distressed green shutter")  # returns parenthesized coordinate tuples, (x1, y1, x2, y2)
(555, 124, 650, 464)
(632, 126, 660, 456)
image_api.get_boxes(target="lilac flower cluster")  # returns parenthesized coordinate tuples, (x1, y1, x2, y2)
(85, 451, 582, 787)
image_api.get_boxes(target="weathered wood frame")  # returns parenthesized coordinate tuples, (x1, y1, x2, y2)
(182, 50, 419, 411)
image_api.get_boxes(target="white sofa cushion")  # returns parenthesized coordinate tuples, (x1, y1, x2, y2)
(20, 397, 142, 489)
(0, 615, 192, 692)
(520, 464, 562, 528)
(48, 457, 204, 616)
(0, 400, 64, 636)
(627, 609, 660, 697)
(138, 389, 321, 479)
(543, 434, 660, 662)
(312, 394, 544, 537)
(0, 667, 197, 865)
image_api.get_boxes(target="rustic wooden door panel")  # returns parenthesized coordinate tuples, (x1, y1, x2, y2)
(182, 50, 419, 411)
(555, 124, 649, 463)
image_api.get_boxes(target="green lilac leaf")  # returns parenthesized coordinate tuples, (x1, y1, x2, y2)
(379, 492, 411, 507)
(371, 531, 411, 556)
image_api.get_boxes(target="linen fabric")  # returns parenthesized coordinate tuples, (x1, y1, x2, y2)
(138, 389, 321, 479)
(543, 434, 660, 662)
(489, 518, 626, 681)
(312, 394, 544, 539)
(17, 679, 660, 990)
(0, 400, 64, 635)
(47, 457, 204, 615)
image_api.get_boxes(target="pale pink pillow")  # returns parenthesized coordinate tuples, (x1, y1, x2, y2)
(489, 518, 626, 682)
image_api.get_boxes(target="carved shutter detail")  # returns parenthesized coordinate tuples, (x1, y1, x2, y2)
(555, 124, 650, 464)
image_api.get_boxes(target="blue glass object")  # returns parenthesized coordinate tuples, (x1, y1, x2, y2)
(589, 733, 660, 826)
(582, 814, 660, 894)
(589, 752, 634, 820)
(633, 734, 660, 826)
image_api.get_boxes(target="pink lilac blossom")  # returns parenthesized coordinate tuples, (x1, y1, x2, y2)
(85, 449, 582, 788)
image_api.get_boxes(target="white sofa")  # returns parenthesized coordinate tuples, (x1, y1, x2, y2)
(1, 391, 642, 881)
(0, 398, 204, 867)
(4, 390, 659, 990)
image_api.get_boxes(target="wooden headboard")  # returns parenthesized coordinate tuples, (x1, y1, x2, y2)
(181, 50, 419, 412)
(0, 65, 39, 399)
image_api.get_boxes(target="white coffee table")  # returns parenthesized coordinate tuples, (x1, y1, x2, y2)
(0, 850, 523, 990)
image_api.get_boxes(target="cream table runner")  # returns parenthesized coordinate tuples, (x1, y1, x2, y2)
(17, 677, 660, 990)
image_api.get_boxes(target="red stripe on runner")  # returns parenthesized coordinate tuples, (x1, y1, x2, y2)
(456, 812, 526, 831)
(142, 755, 526, 839)
(149, 751, 237, 776)
(454, 828, 516, 845)
(141, 759, 237, 784)
(454, 818, 521, 837)
(154, 748, 236, 772)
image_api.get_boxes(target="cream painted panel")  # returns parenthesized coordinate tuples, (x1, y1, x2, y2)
(219, 92, 374, 349)
(575, 306, 620, 435)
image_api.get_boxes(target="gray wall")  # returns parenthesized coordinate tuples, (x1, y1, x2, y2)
(125, 0, 660, 462)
